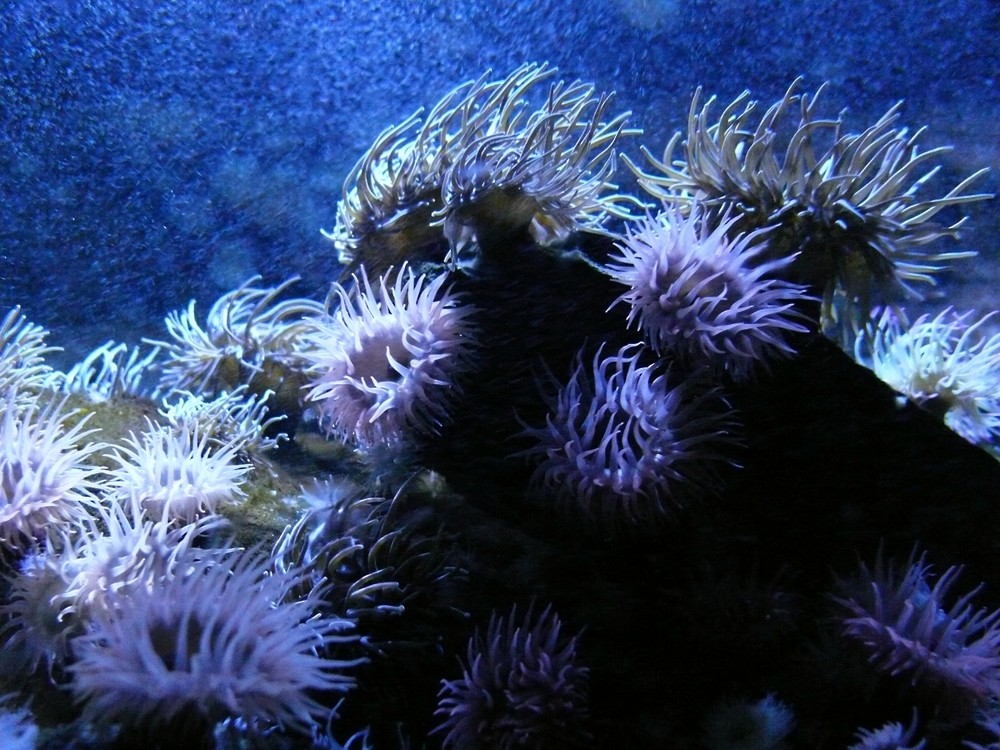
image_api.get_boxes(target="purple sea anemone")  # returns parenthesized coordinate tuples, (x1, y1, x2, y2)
(834, 550, 1000, 714)
(434, 604, 589, 750)
(0, 389, 104, 552)
(605, 206, 811, 380)
(69, 547, 361, 734)
(303, 264, 476, 447)
(520, 343, 739, 525)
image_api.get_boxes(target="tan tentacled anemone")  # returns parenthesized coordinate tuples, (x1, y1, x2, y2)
(144, 276, 324, 418)
(328, 63, 642, 277)
(625, 79, 992, 339)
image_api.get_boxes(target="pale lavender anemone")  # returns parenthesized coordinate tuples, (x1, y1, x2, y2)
(69, 547, 361, 733)
(1, 501, 225, 674)
(834, 550, 1000, 714)
(303, 264, 476, 447)
(521, 343, 738, 525)
(605, 206, 811, 380)
(435, 604, 589, 750)
(0, 388, 104, 552)
(105, 420, 251, 523)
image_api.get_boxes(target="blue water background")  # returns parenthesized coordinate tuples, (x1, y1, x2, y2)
(1, 0, 997, 364)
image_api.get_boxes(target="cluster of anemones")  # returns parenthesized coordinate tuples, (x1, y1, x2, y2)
(301, 263, 477, 447)
(0, 316, 371, 740)
(625, 79, 989, 336)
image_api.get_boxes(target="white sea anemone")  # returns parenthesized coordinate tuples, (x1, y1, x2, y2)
(520, 343, 739, 525)
(0, 307, 57, 413)
(856, 307, 1000, 449)
(302, 264, 476, 447)
(0, 389, 104, 552)
(54, 500, 228, 620)
(0, 502, 225, 673)
(106, 420, 251, 523)
(46, 340, 159, 401)
(159, 386, 287, 455)
(605, 206, 811, 380)
(69, 548, 361, 733)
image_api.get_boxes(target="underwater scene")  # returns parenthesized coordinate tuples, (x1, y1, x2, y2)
(2, 0, 1000, 748)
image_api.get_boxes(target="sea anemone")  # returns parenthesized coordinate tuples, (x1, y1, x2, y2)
(434, 604, 590, 750)
(0, 550, 79, 673)
(833, 550, 1000, 715)
(0, 694, 37, 750)
(604, 205, 811, 380)
(302, 264, 476, 447)
(625, 79, 990, 335)
(329, 63, 639, 274)
(855, 307, 1000, 451)
(0, 307, 57, 412)
(434, 71, 640, 259)
(274, 484, 464, 658)
(46, 340, 158, 402)
(53, 499, 228, 620)
(69, 547, 361, 735)
(159, 386, 288, 456)
(848, 712, 925, 750)
(520, 343, 739, 526)
(0, 389, 104, 553)
(105, 420, 252, 523)
(0, 501, 226, 673)
(701, 693, 795, 750)
(146, 275, 323, 399)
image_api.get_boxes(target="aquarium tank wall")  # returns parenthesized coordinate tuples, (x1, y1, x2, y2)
(0, 1, 999, 748)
